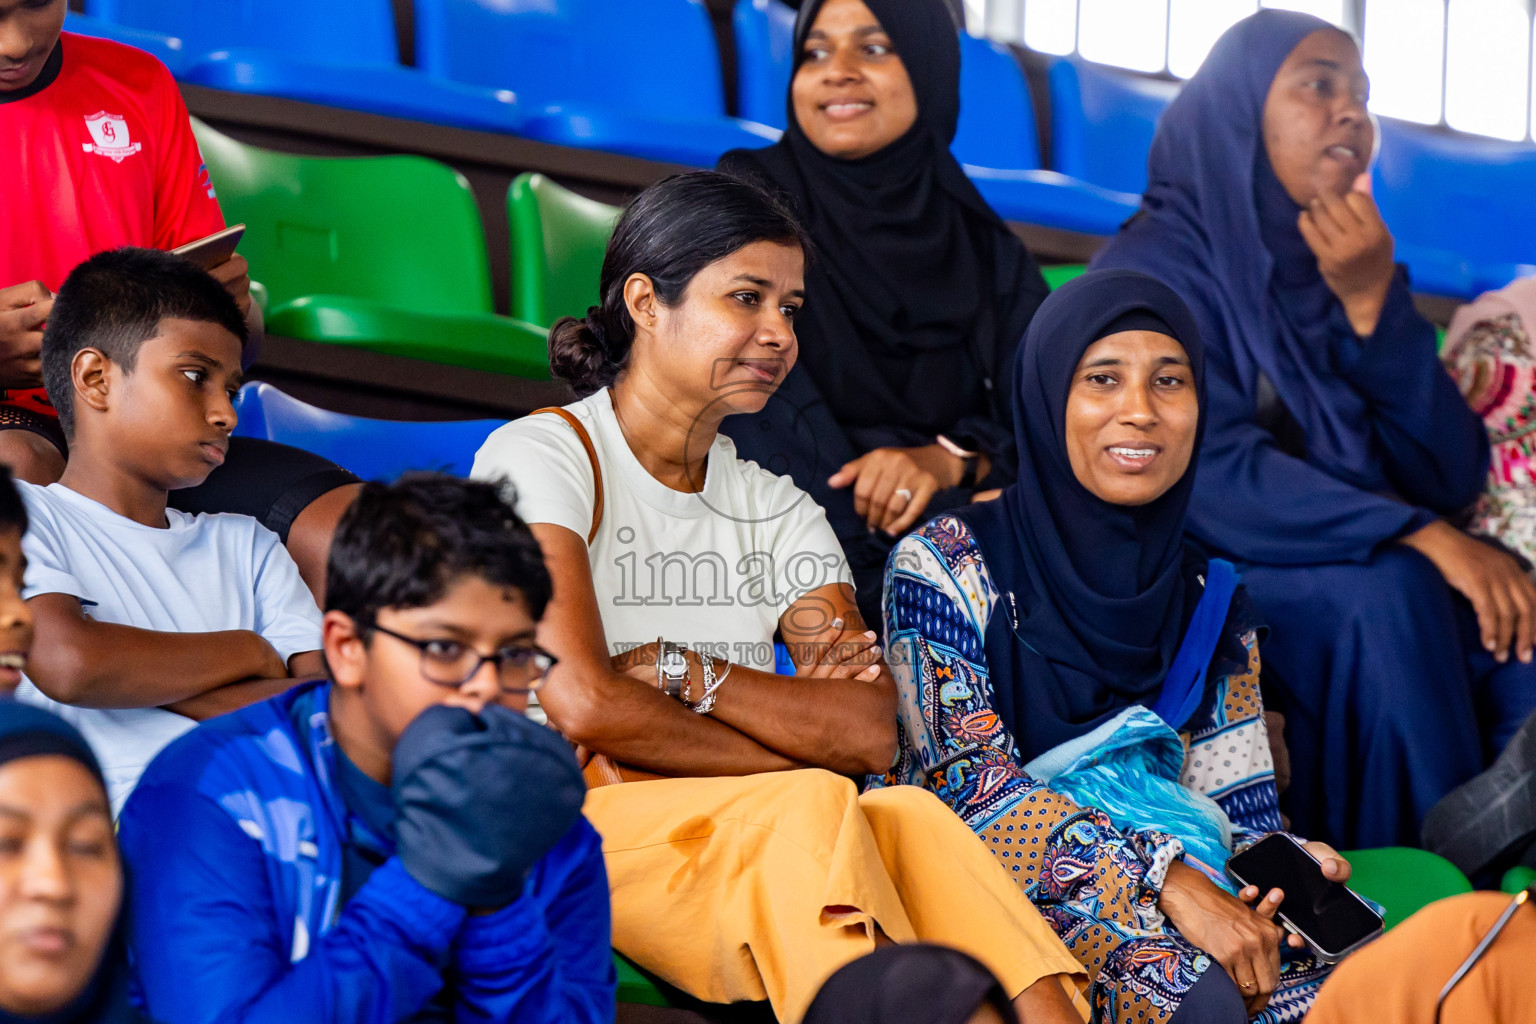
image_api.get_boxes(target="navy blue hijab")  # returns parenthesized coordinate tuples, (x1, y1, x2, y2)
(1092, 13, 1406, 542)
(960, 270, 1207, 761)
(0, 704, 145, 1024)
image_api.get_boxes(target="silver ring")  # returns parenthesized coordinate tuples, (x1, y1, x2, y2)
(894, 488, 913, 503)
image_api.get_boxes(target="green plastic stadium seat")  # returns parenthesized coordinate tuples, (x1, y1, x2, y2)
(1342, 847, 1472, 932)
(1043, 263, 1088, 290)
(269, 296, 549, 379)
(193, 121, 549, 379)
(1504, 865, 1535, 894)
(613, 952, 774, 1019)
(508, 172, 620, 329)
(614, 953, 667, 1008)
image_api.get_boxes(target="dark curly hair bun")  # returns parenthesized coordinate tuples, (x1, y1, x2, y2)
(542, 171, 809, 398)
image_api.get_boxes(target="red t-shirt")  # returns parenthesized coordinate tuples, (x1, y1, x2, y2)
(0, 32, 226, 416)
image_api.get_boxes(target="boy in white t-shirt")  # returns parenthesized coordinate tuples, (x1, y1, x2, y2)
(14, 247, 323, 810)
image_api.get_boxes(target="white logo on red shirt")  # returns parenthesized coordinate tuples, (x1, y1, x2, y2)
(81, 112, 143, 162)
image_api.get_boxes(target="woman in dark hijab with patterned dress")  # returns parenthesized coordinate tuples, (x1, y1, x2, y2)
(879, 269, 1340, 1023)
(718, 0, 1049, 633)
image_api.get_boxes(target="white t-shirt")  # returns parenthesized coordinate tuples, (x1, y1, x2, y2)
(472, 389, 852, 672)
(13, 483, 323, 812)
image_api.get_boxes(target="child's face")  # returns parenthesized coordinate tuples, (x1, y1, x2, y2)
(0, 528, 32, 694)
(84, 318, 242, 492)
(0, 0, 65, 94)
(327, 575, 541, 753)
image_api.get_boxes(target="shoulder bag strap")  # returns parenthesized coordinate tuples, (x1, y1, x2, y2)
(531, 407, 604, 545)
(1149, 558, 1240, 730)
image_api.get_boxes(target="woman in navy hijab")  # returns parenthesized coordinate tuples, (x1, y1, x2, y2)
(0, 704, 144, 1024)
(879, 270, 1340, 1023)
(1093, 10, 1536, 849)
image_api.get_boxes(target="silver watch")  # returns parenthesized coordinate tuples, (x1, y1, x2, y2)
(657, 640, 689, 701)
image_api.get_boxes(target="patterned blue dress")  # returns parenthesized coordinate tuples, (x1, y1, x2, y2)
(875, 515, 1333, 1023)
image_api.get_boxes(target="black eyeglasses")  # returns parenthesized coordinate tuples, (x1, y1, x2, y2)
(370, 624, 557, 694)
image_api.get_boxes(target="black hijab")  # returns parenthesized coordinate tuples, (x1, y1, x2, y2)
(0, 704, 144, 1024)
(719, 0, 1047, 451)
(958, 270, 1208, 762)
(802, 945, 1017, 1024)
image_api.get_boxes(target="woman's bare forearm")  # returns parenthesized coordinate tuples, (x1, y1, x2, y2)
(539, 665, 800, 776)
(706, 663, 897, 776)
(528, 522, 802, 777)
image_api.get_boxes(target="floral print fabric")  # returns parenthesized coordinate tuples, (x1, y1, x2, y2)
(876, 515, 1331, 1022)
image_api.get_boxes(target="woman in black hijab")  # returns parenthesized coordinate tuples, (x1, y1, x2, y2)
(0, 703, 143, 1024)
(877, 271, 1346, 1023)
(718, 0, 1048, 632)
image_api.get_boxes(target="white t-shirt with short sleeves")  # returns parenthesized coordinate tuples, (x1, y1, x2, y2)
(13, 482, 323, 811)
(472, 389, 853, 672)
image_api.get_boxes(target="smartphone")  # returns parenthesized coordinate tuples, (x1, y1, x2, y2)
(171, 223, 245, 271)
(1225, 833, 1383, 963)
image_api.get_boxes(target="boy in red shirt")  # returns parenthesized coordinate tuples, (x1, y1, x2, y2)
(0, 0, 357, 596)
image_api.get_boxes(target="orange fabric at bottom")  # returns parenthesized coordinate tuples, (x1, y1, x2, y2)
(586, 769, 1088, 1023)
(1307, 891, 1536, 1024)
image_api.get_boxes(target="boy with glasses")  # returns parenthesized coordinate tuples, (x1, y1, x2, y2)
(118, 474, 612, 1024)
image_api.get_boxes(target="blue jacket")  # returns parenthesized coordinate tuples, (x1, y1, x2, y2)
(119, 682, 615, 1024)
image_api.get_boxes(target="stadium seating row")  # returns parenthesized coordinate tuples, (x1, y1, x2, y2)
(68, 2, 1536, 300)
(201, 118, 1102, 381)
(61, 1, 1141, 238)
(176, 114, 1463, 386)
(191, 120, 620, 377)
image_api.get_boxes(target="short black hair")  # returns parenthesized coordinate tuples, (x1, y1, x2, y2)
(0, 467, 27, 537)
(326, 475, 552, 630)
(42, 247, 247, 436)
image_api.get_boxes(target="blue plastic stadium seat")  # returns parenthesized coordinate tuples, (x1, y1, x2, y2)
(520, 107, 780, 169)
(89, 0, 396, 65)
(731, 0, 1040, 170)
(232, 383, 505, 482)
(184, 52, 526, 135)
(1387, 241, 1480, 303)
(1374, 117, 1536, 299)
(965, 166, 1140, 235)
(953, 35, 1041, 171)
(62, 12, 187, 75)
(84, 0, 527, 136)
(414, 0, 778, 167)
(1049, 58, 1180, 196)
(733, 0, 798, 129)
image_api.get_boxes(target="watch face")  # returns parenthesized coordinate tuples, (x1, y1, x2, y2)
(661, 651, 688, 675)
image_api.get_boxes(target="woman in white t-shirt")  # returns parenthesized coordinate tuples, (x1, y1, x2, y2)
(473, 172, 1086, 1024)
